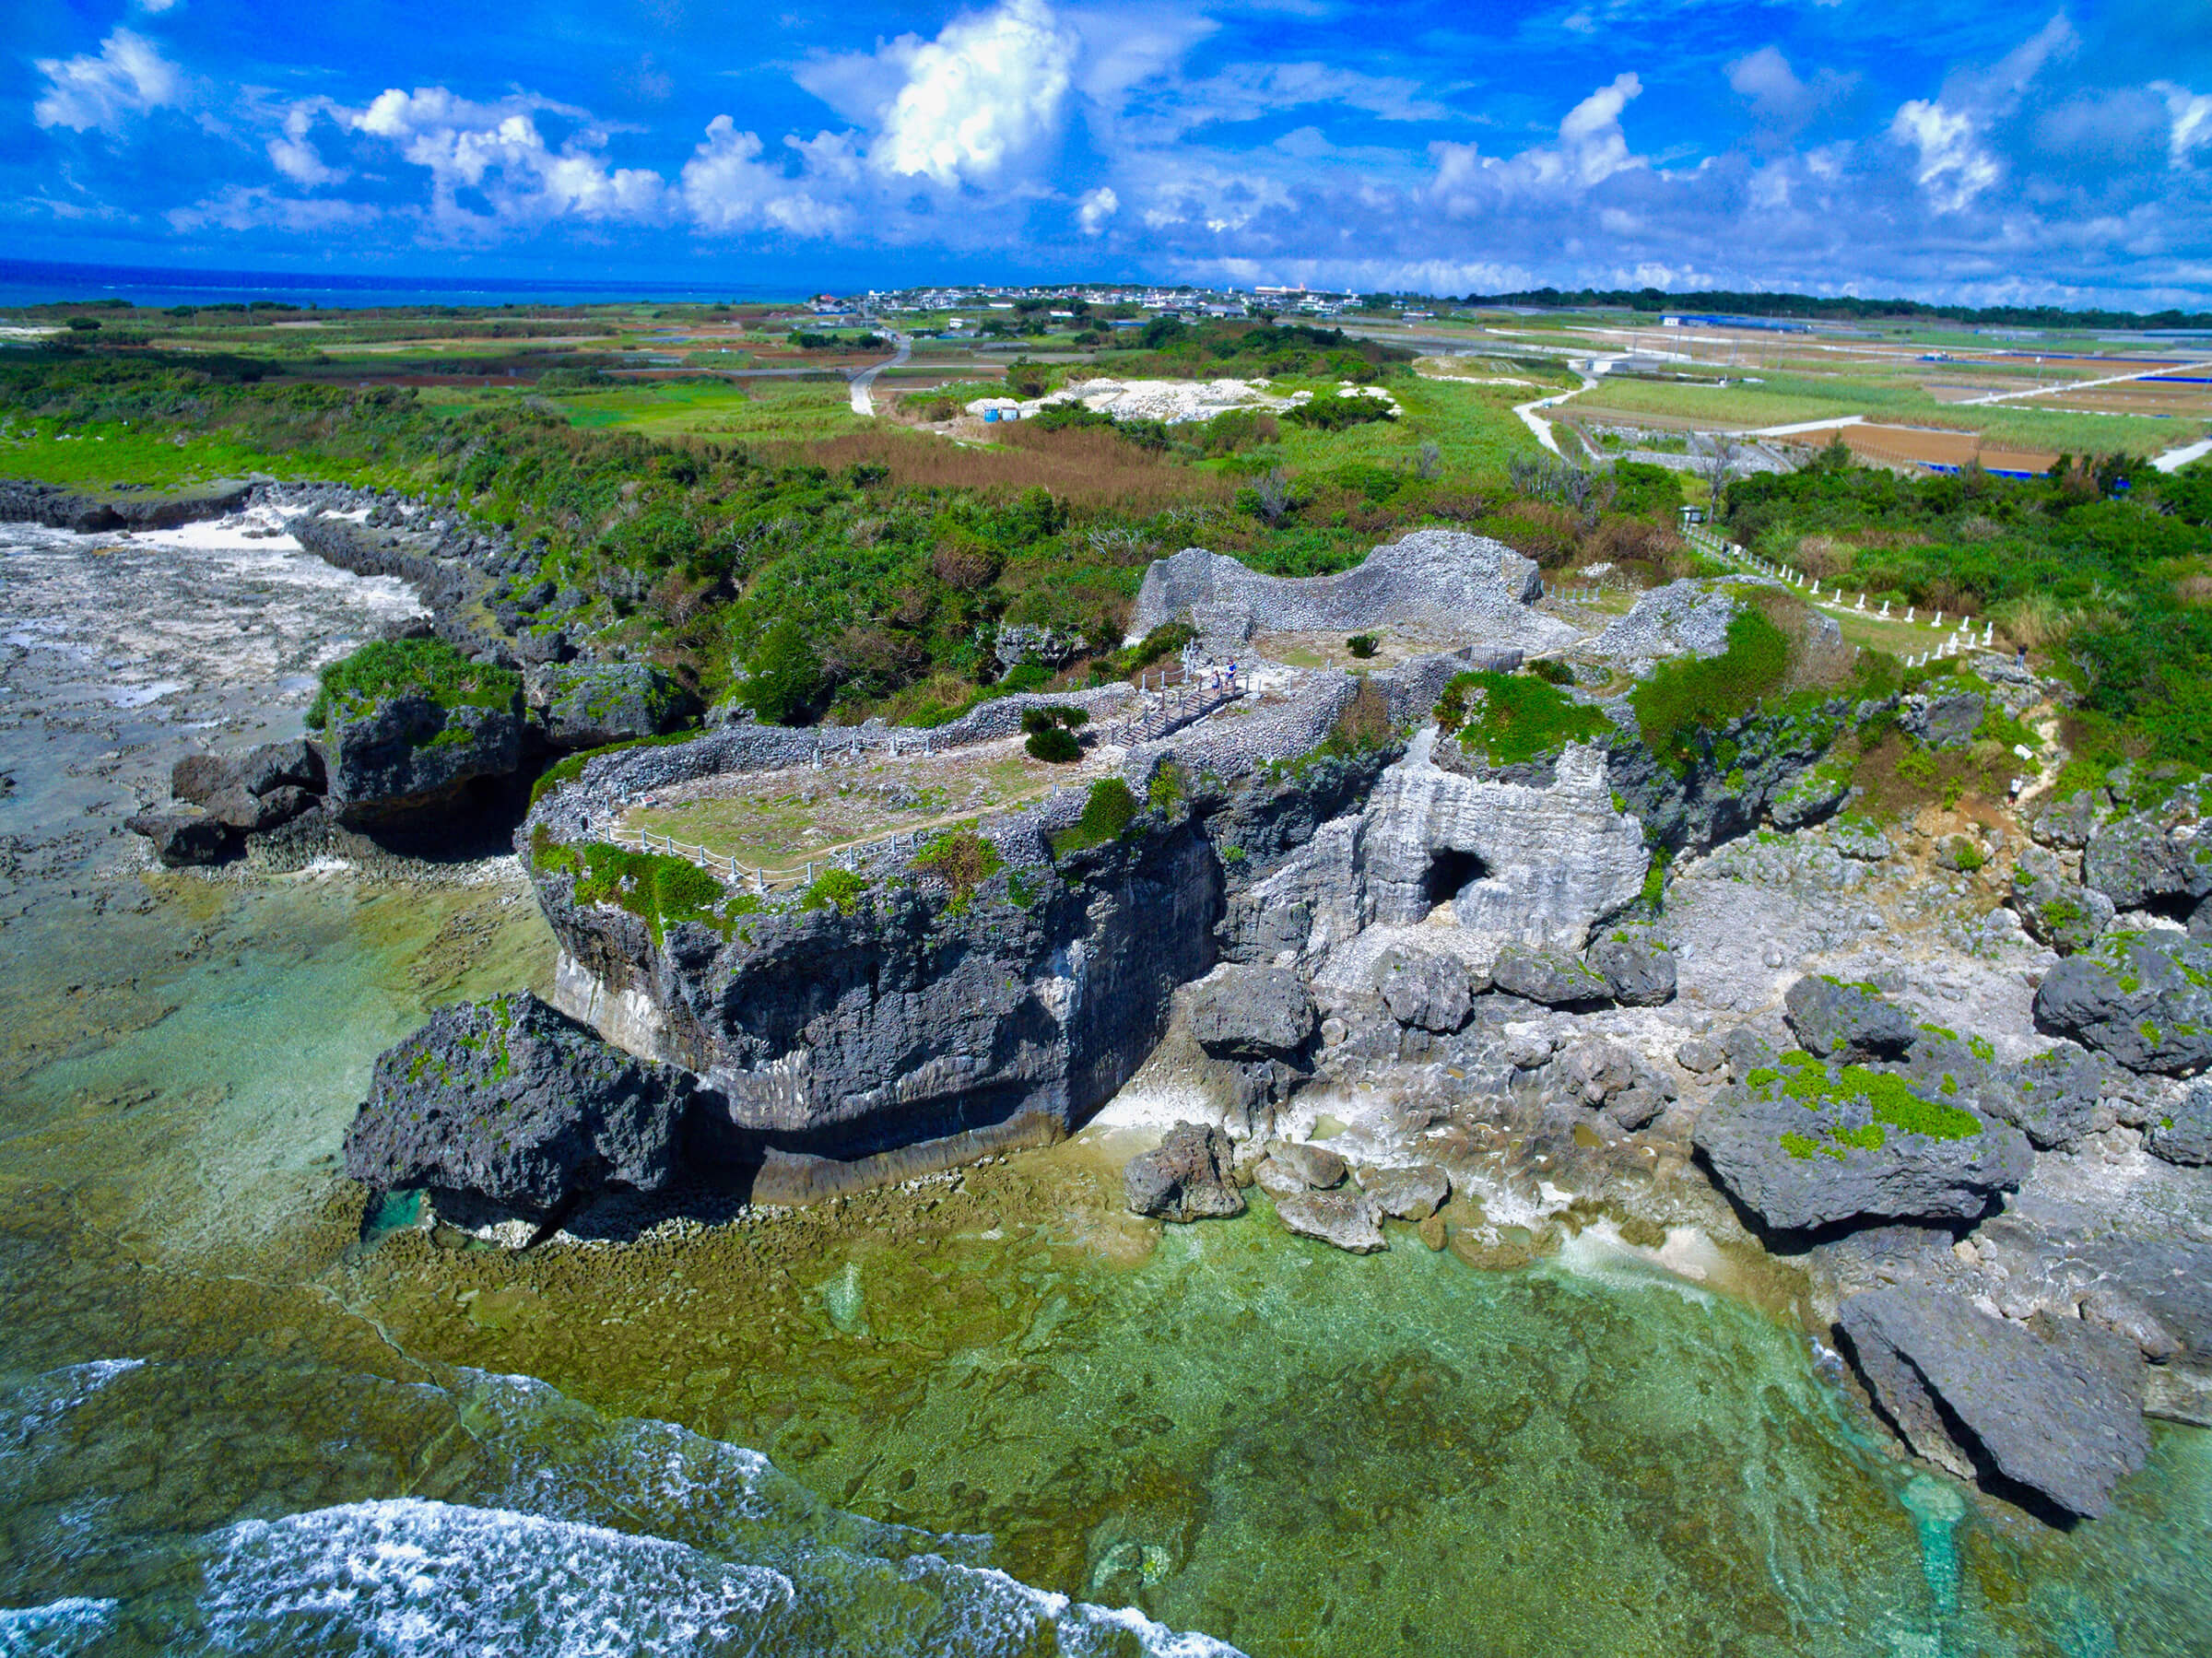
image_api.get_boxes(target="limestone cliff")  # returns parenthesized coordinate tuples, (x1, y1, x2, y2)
(533, 816, 1224, 1198)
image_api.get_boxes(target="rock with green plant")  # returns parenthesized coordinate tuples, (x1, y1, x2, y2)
(311, 638, 524, 826)
(1899, 686, 1987, 749)
(2147, 1080, 2212, 1165)
(528, 662, 696, 751)
(1694, 1045, 2032, 1233)
(2034, 930, 2212, 1075)
(1783, 975, 1919, 1062)
(2082, 806, 2212, 912)
(341, 991, 698, 1222)
(529, 797, 1223, 1197)
(2010, 845, 2115, 954)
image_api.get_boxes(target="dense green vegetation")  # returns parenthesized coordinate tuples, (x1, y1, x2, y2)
(1435, 670, 1607, 767)
(306, 637, 519, 733)
(1752, 1050, 1984, 1158)
(1724, 449, 2212, 766)
(1052, 778, 1139, 856)
(531, 836, 735, 943)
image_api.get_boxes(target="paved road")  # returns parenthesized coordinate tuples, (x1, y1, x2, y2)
(847, 335, 911, 417)
(1961, 359, 2212, 407)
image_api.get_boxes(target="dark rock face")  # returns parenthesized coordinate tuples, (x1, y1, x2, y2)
(1981, 1045, 2109, 1149)
(1606, 694, 1884, 857)
(2010, 846, 2113, 955)
(2034, 932, 2212, 1075)
(124, 809, 238, 867)
(1124, 1123, 1244, 1221)
(342, 993, 696, 1219)
(1900, 690, 1985, 750)
(543, 817, 1224, 1185)
(1589, 935, 1676, 1006)
(1490, 943, 1610, 1008)
(0, 477, 252, 533)
(530, 662, 695, 751)
(2029, 793, 2105, 850)
(1694, 1068, 2032, 1233)
(2083, 813, 2212, 912)
(1837, 1288, 2148, 1520)
(324, 694, 523, 825)
(230, 739, 325, 797)
(1184, 965, 1316, 1060)
(1784, 975, 1918, 1062)
(1374, 946, 1473, 1032)
(2147, 1080, 2212, 1165)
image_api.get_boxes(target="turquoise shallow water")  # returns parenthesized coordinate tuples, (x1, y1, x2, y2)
(2, 526, 2207, 1656)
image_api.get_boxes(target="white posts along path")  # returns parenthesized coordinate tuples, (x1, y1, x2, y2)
(1682, 525, 2002, 663)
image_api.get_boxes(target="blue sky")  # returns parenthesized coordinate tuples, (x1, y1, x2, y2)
(8, 1, 2212, 306)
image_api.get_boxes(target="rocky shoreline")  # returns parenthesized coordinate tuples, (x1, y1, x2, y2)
(76, 506, 2212, 1531)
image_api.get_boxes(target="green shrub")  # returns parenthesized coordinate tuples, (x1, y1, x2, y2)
(1052, 777, 1138, 855)
(735, 618, 821, 725)
(307, 637, 520, 734)
(1147, 759, 1191, 813)
(1436, 670, 1607, 767)
(1285, 391, 1396, 431)
(569, 841, 730, 943)
(1026, 725, 1082, 762)
(912, 830, 1004, 903)
(1346, 634, 1379, 659)
(803, 867, 868, 914)
(1528, 658, 1575, 686)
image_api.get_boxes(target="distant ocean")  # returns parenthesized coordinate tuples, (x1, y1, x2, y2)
(0, 258, 803, 312)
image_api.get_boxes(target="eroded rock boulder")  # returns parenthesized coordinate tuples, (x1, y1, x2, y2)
(1262, 1139, 1347, 1191)
(342, 992, 695, 1219)
(2147, 1079, 2212, 1166)
(1185, 965, 1316, 1061)
(1588, 935, 1677, 1006)
(1491, 943, 1612, 1008)
(1783, 975, 1918, 1062)
(1837, 1287, 2147, 1520)
(1361, 1163, 1449, 1221)
(324, 693, 524, 826)
(1274, 1188, 1386, 1252)
(1982, 1044, 2109, 1150)
(2034, 931, 2212, 1075)
(125, 809, 237, 867)
(2083, 812, 2212, 912)
(2010, 846, 2113, 956)
(1900, 689, 1985, 750)
(1693, 1054, 2031, 1233)
(1124, 1122, 1245, 1221)
(1374, 946, 1473, 1032)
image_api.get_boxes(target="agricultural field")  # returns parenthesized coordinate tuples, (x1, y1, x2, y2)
(3, 292, 2206, 758)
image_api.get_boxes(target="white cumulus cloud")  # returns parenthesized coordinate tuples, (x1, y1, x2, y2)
(681, 116, 850, 236)
(2159, 83, 2212, 168)
(1890, 99, 1997, 211)
(33, 29, 182, 134)
(350, 87, 666, 229)
(867, 0, 1079, 186)
(1077, 183, 1118, 231)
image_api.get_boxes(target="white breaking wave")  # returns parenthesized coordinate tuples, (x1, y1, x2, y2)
(0, 1596, 118, 1658)
(194, 1497, 1244, 1658)
(201, 1499, 795, 1657)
